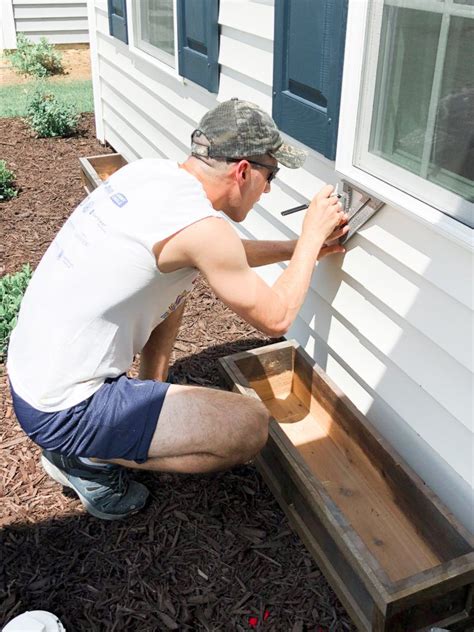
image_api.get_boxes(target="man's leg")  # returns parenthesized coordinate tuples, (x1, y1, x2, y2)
(111, 384, 270, 473)
(139, 301, 186, 381)
(42, 384, 269, 519)
(130, 299, 270, 472)
(41, 301, 270, 517)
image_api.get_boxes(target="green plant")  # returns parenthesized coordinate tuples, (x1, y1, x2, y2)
(5, 33, 63, 78)
(0, 80, 94, 118)
(0, 160, 18, 201)
(0, 264, 32, 361)
(26, 88, 79, 137)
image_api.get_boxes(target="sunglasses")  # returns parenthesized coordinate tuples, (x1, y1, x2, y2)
(225, 157, 280, 183)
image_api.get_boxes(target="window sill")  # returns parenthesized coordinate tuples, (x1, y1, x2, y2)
(336, 163, 473, 252)
(128, 42, 183, 82)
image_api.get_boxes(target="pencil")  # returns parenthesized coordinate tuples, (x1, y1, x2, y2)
(281, 203, 308, 216)
(281, 194, 342, 216)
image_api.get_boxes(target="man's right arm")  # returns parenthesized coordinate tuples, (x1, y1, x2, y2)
(260, 184, 346, 333)
(162, 185, 344, 337)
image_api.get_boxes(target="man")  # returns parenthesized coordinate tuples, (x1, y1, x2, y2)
(7, 99, 348, 520)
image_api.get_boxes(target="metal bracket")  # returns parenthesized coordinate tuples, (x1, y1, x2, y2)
(339, 181, 385, 244)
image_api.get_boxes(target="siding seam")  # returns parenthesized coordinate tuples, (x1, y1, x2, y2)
(98, 53, 196, 128)
(220, 65, 272, 97)
(101, 94, 177, 158)
(100, 76, 189, 155)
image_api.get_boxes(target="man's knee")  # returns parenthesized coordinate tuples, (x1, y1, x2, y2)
(233, 398, 270, 463)
(251, 398, 270, 447)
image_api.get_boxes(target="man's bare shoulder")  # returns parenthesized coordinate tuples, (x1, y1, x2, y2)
(154, 215, 245, 273)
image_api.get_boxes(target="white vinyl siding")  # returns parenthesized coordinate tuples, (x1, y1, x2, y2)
(89, 0, 474, 533)
(12, 0, 89, 45)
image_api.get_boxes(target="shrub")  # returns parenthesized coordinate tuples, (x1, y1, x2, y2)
(0, 161, 18, 201)
(5, 33, 63, 78)
(26, 89, 79, 138)
(0, 264, 32, 361)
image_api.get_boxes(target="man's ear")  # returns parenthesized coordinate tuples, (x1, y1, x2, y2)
(235, 160, 250, 183)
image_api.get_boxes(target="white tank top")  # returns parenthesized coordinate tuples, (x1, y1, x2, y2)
(7, 159, 221, 411)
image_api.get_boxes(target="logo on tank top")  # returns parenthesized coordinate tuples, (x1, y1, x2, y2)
(160, 290, 189, 321)
(110, 193, 128, 207)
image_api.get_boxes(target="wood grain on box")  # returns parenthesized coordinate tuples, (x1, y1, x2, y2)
(219, 340, 474, 631)
(79, 153, 127, 193)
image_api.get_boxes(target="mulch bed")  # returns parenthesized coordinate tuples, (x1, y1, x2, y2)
(0, 114, 355, 631)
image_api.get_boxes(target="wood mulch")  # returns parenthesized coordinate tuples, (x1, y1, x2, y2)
(0, 114, 355, 631)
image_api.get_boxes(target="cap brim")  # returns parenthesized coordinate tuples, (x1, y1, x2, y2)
(270, 142, 306, 169)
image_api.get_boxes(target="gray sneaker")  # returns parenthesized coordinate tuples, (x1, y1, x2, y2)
(41, 450, 149, 520)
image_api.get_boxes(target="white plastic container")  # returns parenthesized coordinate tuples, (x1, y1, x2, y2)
(2, 611, 65, 632)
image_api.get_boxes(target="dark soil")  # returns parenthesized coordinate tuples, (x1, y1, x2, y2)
(0, 115, 355, 631)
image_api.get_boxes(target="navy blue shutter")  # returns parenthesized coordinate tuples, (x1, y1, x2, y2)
(108, 0, 128, 44)
(273, 0, 348, 160)
(177, 0, 219, 93)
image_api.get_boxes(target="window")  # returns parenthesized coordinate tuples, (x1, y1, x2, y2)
(356, 0, 474, 227)
(135, 0, 176, 67)
(272, 0, 348, 160)
(109, 0, 219, 91)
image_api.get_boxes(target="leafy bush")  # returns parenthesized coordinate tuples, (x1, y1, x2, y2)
(0, 80, 94, 118)
(0, 264, 32, 361)
(5, 33, 63, 78)
(0, 160, 18, 201)
(26, 88, 79, 137)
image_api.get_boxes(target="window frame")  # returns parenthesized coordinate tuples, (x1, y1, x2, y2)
(125, 0, 181, 79)
(336, 0, 474, 249)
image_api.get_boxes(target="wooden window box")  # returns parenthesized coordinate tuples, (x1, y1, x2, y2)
(79, 153, 127, 194)
(219, 340, 474, 631)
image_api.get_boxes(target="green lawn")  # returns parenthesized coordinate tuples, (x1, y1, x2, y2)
(0, 80, 94, 118)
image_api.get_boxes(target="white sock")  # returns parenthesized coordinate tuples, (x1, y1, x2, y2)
(78, 456, 110, 468)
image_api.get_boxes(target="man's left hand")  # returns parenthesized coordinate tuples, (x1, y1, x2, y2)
(317, 223, 349, 260)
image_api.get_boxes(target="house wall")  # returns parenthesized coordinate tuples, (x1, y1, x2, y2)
(9, 0, 89, 45)
(89, 0, 474, 532)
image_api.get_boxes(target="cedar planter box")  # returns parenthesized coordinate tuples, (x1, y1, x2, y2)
(219, 340, 474, 631)
(79, 153, 127, 193)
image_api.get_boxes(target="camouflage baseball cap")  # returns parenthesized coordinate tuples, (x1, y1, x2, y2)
(191, 98, 306, 169)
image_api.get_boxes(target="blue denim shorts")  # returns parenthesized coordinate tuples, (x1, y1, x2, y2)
(9, 375, 170, 463)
